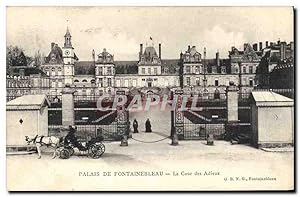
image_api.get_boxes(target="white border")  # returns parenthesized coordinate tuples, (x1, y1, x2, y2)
(0, 0, 298, 196)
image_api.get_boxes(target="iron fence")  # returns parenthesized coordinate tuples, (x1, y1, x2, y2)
(48, 122, 124, 141)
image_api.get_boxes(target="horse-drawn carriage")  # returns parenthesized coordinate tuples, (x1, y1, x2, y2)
(25, 134, 106, 159)
(59, 136, 105, 159)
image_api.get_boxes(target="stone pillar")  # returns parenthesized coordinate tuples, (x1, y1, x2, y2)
(226, 82, 239, 121)
(61, 85, 76, 126)
(225, 82, 239, 140)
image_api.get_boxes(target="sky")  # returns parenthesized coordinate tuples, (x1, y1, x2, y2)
(7, 7, 294, 61)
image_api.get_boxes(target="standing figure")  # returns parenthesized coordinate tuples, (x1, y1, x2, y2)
(145, 118, 152, 133)
(133, 119, 139, 133)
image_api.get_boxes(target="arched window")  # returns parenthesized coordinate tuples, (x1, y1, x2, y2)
(82, 79, 87, 83)
(91, 79, 95, 84)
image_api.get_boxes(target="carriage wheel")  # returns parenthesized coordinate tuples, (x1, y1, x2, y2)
(88, 144, 104, 159)
(59, 149, 71, 159)
(98, 143, 105, 156)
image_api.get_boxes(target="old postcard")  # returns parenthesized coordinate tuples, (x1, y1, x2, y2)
(6, 6, 294, 191)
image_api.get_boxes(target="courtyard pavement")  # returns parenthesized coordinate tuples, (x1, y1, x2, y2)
(6, 131, 294, 191)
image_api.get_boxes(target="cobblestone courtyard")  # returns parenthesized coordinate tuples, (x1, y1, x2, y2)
(7, 133, 294, 191)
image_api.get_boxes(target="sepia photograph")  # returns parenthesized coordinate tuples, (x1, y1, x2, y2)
(5, 6, 295, 191)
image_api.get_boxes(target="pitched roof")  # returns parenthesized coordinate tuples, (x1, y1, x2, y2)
(7, 66, 47, 77)
(6, 94, 51, 110)
(44, 44, 63, 64)
(251, 91, 293, 106)
(74, 61, 95, 75)
(143, 46, 158, 57)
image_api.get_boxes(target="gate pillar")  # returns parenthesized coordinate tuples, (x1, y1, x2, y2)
(172, 89, 184, 142)
(61, 84, 76, 127)
(225, 81, 239, 140)
(117, 106, 129, 145)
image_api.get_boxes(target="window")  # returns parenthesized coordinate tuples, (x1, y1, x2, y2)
(99, 67, 103, 75)
(82, 79, 87, 83)
(51, 67, 55, 76)
(107, 78, 112, 87)
(186, 66, 191, 73)
(243, 67, 246, 73)
(215, 79, 219, 86)
(154, 68, 158, 75)
(142, 68, 145, 74)
(107, 67, 112, 75)
(58, 79, 63, 87)
(99, 78, 103, 87)
(58, 67, 62, 75)
(148, 68, 151, 75)
(249, 66, 253, 74)
(186, 77, 190, 86)
(74, 79, 79, 83)
(142, 78, 145, 81)
(124, 79, 129, 87)
(249, 79, 253, 86)
(196, 78, 200, 86)
(91, 79, 95, 84)
(195, 66, 199, 73)
(212, 66, 217, 73)
(221, 67, 226, 73)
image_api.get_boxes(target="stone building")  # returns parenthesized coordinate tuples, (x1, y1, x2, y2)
(40, 27, 79, 95)
(228, 43, 262, 93)
(6, 67, 50, 102)
(256, 40, 294, 88)
(6, 26, 294, 101)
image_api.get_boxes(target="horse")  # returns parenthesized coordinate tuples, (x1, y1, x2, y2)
(25, 135, 63, 159)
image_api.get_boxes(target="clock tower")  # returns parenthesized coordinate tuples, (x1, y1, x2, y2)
(62, 27, 75, 85)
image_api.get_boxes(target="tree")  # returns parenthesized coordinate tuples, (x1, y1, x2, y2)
(6, 45, 28, 68)
(33, 50, 45, 67)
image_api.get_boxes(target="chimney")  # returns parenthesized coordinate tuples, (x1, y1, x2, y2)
(188, 45, 191, 51)
(158, 43, 161, 59)
(259, 42, 262, 51)
(51, 42, 55, 49)
(253, 43, 258, 51)
(216, 51, 220, 67)
(270, 42, 274, 47)
(180, 52, 183, 60)
(244, 43, 247, 51)
(280, 42, 287, 60)
(266, 41, 269, 48)
(139, 43, 143, 59)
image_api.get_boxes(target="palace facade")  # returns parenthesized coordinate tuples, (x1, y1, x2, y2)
(6, 27, 294, 101)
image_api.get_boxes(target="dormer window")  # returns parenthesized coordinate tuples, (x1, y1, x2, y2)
(51, 54, 56, 60)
